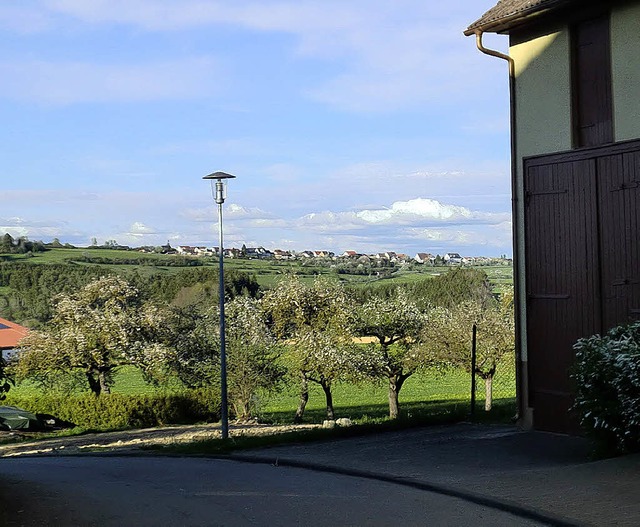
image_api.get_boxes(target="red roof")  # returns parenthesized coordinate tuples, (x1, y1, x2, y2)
(0, 317, 29, 350)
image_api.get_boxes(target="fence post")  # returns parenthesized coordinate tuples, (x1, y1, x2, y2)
(470, 322, 477, 419)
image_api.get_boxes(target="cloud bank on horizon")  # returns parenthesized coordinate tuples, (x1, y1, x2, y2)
(0, 0, 512, 257)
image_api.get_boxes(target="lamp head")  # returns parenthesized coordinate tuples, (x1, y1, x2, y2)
(203, 171, 236, 205)
(203, 171, 236, 181)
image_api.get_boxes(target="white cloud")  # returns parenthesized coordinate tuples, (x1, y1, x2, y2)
(298, 211, 363, 232)
(0, 57, 221, 104)
(126, 222, 156, 237)
(0, 217, 78, 241)
(182, 204, 277, 223)
(357, 199, 473, 224)
(0, 192, 513, 256)
(225, 204, 272, 220)
(298, 198, 509, 229)
(32, 0, 506, 112)
(407, 221, 513, 249)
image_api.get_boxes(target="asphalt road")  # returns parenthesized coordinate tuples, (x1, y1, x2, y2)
(0, 456, 543, 526)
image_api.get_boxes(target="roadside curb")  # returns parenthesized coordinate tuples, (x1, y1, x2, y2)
(227, 453, 583, 527)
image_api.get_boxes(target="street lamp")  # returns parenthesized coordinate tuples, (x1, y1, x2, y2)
(203, 171, 236, 440)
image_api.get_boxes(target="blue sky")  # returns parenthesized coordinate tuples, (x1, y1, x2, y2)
(0, 1, 512, 257)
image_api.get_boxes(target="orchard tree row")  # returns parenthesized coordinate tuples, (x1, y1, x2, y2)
(9, 271, 514, 421)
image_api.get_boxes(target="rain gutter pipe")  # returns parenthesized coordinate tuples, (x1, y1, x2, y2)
(473, 31, 527, 427)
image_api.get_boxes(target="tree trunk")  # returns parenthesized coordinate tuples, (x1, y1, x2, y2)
(388, 381, 399, 419)
(99, 371, 111, 395)
(388, 374, 409, 419)
(293, 373, 309, 424)
(86, 372, 101, 396)
(321, 381, 334, 420)
(233, 398, 251, 422)
(484, 376, 493, 411)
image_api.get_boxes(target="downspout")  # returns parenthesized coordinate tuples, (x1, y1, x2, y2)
(473, 31, 528, 428)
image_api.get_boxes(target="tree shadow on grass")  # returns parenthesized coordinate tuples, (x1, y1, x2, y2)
(261, 398, 516, 429)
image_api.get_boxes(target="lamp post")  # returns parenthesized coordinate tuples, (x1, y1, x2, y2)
(203, 171, 236, 440)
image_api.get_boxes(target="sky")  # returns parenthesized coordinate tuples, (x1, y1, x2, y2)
(0, 0, 513, 257)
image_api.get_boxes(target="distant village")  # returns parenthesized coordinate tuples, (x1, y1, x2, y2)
(2, 235, 512, 266)
(140, 242, 511, 267)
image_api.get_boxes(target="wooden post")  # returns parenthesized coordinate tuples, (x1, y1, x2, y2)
(470, 323, 477, 419)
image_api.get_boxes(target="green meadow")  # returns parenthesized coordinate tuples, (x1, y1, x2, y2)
(0, 247, 512, 289)
(8, 358, 516, 426)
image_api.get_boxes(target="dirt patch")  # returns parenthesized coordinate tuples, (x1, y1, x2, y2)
(0, 422, 322, 458)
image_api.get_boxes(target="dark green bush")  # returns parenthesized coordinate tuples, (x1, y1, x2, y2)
(572, 321, 640, 456)
(4, 388, 220, 430)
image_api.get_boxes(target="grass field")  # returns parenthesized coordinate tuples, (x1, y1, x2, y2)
(1, 248, 513, 290)
(1, 247, 169, 265)
(8, 359, 516, 426)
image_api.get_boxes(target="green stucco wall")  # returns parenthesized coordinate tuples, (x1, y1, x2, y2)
(511, 30, 572, 166)
(509, 30, 572, 365)
(611, 3, 640, 141)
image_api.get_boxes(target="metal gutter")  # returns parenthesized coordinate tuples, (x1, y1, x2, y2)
(472, 31, 527, 427)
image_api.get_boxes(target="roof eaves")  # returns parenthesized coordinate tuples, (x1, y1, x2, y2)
(464, 0, 570, 36)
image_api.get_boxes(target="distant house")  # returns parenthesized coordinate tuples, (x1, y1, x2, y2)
(176, 245, 197, 256)
(414, 253, 431, 264)
(220, 248, 236, 258)
(160, 241, 174, 254)
(273, 249, 292, 260)
(194, 246, 215, 257)
(341, 251, 358, 258)
(245, 247, 260, 259)
(0, 317, 28, 360)
(443, 252, 462, 265)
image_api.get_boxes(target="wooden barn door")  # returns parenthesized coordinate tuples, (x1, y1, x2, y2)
(524, 140, 640, 433)
(597, 151, 640, 328)
(524, 159, 601, 433)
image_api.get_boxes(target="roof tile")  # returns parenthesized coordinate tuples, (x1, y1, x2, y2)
(467, 0, 559, 33)
(0, 318, 28, 350)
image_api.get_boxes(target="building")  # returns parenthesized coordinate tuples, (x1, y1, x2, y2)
(0, 317, 28, 360)
(443, 252, 463, 265)
(273, 249, 292, 260)
(466, 0, 640, 433)
(414, 253, 434, 264)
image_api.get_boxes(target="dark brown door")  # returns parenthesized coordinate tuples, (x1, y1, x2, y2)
(524, 140, 640, 433)
(597, 151, 640, 328)
(525, 159, 601, 433)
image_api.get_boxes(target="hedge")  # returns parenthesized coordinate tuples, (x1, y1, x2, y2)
(3, 388, 220, 430)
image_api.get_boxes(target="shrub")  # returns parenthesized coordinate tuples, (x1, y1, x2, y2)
(0, 357, 11, 401)
(572, 321, 640, 456)
(3, 388, 220, 430)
